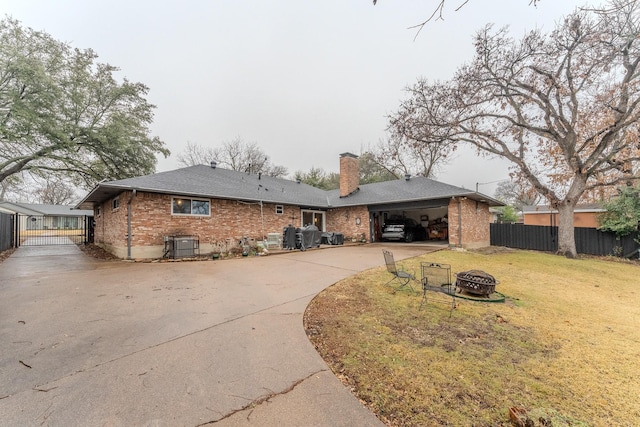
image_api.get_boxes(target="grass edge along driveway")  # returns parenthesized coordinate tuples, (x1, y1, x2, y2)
(304, 249, 640, 427)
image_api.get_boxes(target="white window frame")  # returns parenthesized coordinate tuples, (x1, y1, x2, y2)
(275, 205, 284, 215)
(301, 209, 326, 231)
(171, 197, 211, 217)
(112, 197, 120, 210)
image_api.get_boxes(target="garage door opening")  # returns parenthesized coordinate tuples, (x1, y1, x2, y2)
(373, 206, 449, 243)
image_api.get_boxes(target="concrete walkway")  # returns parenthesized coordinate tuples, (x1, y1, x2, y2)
(0, 243, 438, 426)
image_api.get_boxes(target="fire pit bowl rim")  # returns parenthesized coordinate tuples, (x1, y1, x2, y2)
(454, 270, 499, 297)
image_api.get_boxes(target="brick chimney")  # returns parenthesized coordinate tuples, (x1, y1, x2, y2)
(339, 152, 359, 198)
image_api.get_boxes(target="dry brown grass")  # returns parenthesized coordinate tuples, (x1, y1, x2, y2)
(0, 247, 15, 264)
(304, 249, 640, 426)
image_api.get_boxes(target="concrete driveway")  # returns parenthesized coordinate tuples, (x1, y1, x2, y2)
(0, 243, 436, 426)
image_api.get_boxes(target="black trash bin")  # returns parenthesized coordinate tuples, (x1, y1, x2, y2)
(321, 232, 333, 245)
(333, 232, 344, 245)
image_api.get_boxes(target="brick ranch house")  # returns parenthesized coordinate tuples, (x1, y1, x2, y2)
(77, 153, 502, 259)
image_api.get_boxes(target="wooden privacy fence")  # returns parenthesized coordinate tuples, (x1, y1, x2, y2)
(0, 212, 14, 252)
(490, 223, 640, 258)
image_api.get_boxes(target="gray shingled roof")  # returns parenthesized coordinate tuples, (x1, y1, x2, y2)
(77, 165, 503, 209)
(78, 165, 330, 209)
(326, 176, 495, 207)
(0, 201, 93, 216)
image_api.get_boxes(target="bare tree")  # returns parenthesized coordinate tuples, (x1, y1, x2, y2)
(494, 180, 541, 210)
(33, 176, 77, 205)
(176, 142, 216, 169)
(294, 153, 397, 190)
(381, 120, 454, 179)
(584, 1, 639, 13)
(0, 172, 77, 204)
(176, 137, 288, 178)
(389, 0, 640, 258)
(357, 151, 398, 184)
(373, 0, 541, 39)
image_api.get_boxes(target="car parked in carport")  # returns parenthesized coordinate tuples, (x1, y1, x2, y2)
(380, 217, 426, 242)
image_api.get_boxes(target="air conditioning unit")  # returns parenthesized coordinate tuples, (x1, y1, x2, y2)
(164, 235, 199, 259)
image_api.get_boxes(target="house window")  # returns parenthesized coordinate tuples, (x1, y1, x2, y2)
(275, 205, 284, 215)
(301, 210, 325, 231)
(96, 206, 102, 217)
(112, 197, 120, 210)
(172, 197, 210, 216)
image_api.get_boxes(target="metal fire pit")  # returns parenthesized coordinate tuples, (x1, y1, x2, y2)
(455, 270, 498, 297)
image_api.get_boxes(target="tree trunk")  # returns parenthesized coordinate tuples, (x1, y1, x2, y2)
(556, 201, 578, 258)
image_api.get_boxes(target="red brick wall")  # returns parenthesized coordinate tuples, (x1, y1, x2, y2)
(447, 198, 492, 248)
(93, 191, 304, 258)
(94, 192, 129, 255)
(326, 205, 370, 241)
(339, 154, 359, 197)
(93, 190, 375, 258)
(93, 191, 494, 256)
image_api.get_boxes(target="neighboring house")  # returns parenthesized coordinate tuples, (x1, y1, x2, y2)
(522, 204, 606, 228)
(77, 153, 503, 259)
(0, 201, 93, 231)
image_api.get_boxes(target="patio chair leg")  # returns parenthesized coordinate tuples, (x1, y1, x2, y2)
(395, 278, 415, 293)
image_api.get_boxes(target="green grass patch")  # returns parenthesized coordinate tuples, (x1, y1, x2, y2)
(304, 249, 640, 426)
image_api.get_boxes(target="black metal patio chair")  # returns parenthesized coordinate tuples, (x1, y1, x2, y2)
(382, 249, 416, 293)
(419, 261, 456, 317)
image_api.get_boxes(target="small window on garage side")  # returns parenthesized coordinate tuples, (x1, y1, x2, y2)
(275, 205, 284, 215)
(112, 197, 119, 210)
(172, 197, 210, 216)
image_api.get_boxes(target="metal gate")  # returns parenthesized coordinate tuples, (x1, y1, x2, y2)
(16, 214, 93, 247)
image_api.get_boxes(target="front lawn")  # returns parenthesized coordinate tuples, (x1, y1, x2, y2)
(304, 249, 640, 426)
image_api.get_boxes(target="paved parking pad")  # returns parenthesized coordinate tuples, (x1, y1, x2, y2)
(0, 244, 436, 426)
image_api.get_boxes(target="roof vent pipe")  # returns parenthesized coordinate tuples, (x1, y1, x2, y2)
(210, 161, 217, 169)
(405, 173, 411, 181)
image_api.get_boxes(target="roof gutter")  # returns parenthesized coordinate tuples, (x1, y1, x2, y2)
(127, 189, 137, 260)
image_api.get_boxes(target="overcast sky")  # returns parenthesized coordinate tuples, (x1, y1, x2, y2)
(2, 0, 594, 196)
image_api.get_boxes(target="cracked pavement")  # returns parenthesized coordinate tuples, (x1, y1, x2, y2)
(0, 243, 433, 426)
